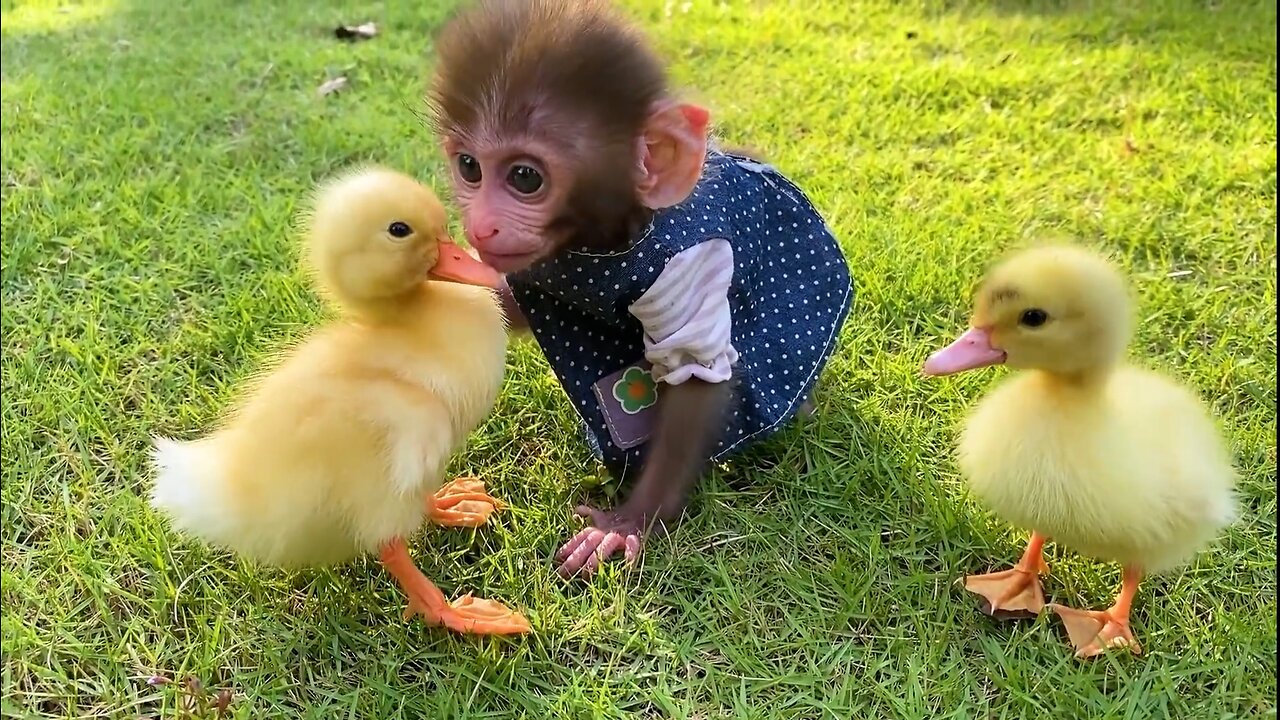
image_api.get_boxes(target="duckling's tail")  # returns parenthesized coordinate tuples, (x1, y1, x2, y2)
(1209, 486, 1241, 530)
(149, 435, 236, 543)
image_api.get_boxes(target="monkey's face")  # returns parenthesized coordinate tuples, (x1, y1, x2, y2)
(443, 135, 572, 274)
(428, 0, 708, 274)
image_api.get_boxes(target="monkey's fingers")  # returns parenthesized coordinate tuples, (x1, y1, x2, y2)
(555, 526, 598, 564)
(578, 532, 627, 576)
(623, 535, 642, 564)
(557, 529, 612, 577)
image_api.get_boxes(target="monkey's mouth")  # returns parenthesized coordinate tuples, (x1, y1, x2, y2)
(476, 249, 542, 274)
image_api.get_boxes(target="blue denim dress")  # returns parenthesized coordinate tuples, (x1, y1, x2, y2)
(507, 151, 854, 478)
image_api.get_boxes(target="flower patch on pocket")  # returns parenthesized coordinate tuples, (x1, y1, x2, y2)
(613, 366, 658, 414)
(592, 361, 659, 449)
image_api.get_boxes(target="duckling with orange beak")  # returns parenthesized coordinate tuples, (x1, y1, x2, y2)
(150, 167, 529, 635)
(925, 245, 1237, 657)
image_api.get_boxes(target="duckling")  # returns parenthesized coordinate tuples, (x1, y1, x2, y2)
(150, 167, 530, 635)
(923, 244, 1237, 658)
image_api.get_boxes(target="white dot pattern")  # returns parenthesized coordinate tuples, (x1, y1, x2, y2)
(509, 151, 855, 478)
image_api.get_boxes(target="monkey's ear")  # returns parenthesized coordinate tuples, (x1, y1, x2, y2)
(636, 101, 710, 209)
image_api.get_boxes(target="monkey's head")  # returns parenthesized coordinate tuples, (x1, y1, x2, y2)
(428, 0, 711, 274)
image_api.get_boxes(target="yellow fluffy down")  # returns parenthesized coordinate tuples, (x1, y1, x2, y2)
(958, 336, 1237, 573)
(151, 283, 508, 567)
(149, 167, 508, 568)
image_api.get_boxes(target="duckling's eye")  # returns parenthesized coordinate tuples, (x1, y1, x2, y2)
(456, 154, 482, 184)
(507, 164, 544, 195)
(1019, 308, 1049, 328)
(387, 221, 413, 239)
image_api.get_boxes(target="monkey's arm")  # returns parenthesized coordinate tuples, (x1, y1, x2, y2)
(621, 378, 730, 521)
(556, 240, 739, 577)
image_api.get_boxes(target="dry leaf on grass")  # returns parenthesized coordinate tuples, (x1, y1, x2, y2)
(317, 76, 348, 97)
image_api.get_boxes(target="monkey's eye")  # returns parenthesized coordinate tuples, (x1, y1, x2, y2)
(1019, 308, 1049, 328)
(456, 154, 482, 184)
(387, 221, 413, 238)
(507, 164, 544, 195)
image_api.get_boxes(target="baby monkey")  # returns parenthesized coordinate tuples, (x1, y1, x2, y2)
(429, 0, 854, 577)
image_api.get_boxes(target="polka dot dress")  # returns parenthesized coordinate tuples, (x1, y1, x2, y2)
(508, 151, 855, 480)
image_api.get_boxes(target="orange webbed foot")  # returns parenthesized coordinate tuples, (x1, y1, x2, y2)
(380, 538, 530, 636)
(962, 533, 1050, 617)
(963, 564, 1047, 617)
(428, 477, 506, 528)
(1048, 604, 1140, 658)
(414, 593, 532, 635)
(1048, 566, 1143, 659)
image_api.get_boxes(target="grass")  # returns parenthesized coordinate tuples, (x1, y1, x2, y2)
(1, 0, 1275, 716)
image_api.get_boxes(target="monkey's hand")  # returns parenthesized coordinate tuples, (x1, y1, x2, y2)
(497, 281, 530, 332)
(554, 504, 658, 578)
(554, 379, 730, 578)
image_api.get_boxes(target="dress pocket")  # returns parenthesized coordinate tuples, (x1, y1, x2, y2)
(591, 360, 661, 450)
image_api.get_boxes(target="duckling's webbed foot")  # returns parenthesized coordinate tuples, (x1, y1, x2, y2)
(379, 538, 531, 635)
(964, 568, 1046, 617)
(1048, 566, 1142, 659)
(962, 532, 1049, 617)
(1048, 605, 1139, 658)
(431, 593, 532, 635)
(427, 477, 506, 528)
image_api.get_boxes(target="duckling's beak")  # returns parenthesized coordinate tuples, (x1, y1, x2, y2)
(428, 240, 503, 288)
(923, 326, 1007, 376)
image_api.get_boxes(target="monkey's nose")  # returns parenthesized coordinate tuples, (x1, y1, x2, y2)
(468, 226, 499, 245)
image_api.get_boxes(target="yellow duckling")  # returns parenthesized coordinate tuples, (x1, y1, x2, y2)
(924, 244, 1237, 658)
(150, 167, 530, 635)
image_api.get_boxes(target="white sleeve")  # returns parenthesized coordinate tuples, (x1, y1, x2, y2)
(627, 239, 739, 385)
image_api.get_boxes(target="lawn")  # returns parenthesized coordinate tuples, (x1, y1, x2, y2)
(1, 0, 1276, 717)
